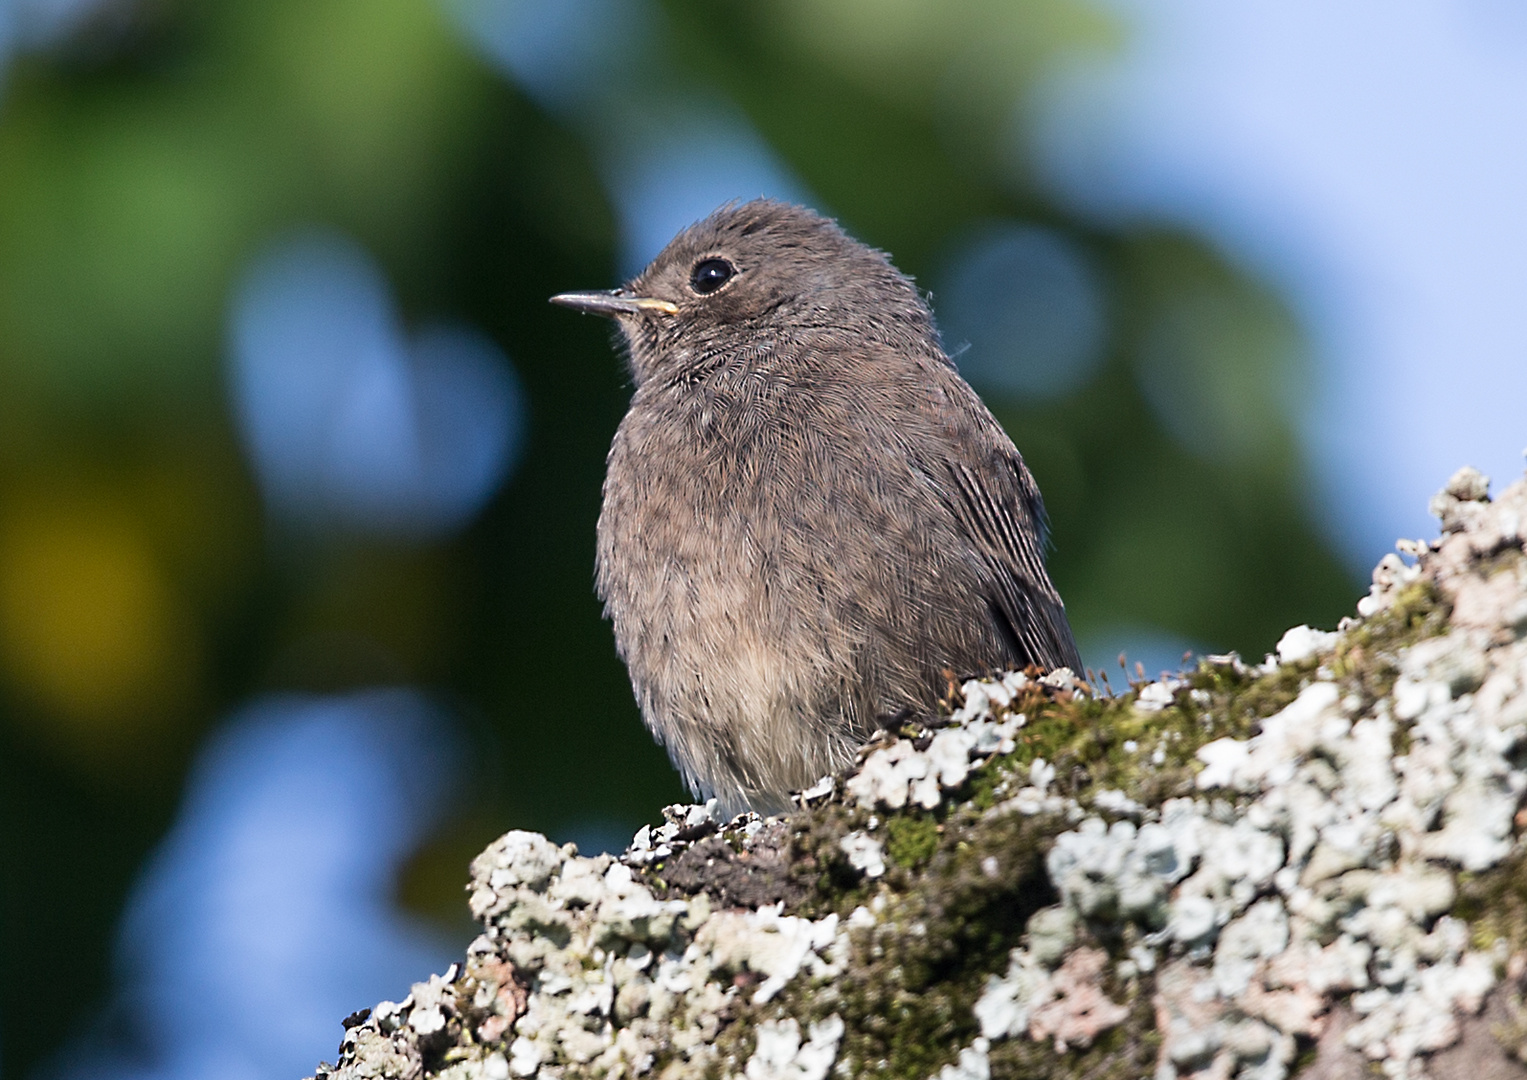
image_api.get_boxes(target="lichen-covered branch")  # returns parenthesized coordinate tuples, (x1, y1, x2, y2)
(310, 465, 1527, 1080)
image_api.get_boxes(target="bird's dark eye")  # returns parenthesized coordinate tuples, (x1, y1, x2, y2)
(689, 257, 736, 295)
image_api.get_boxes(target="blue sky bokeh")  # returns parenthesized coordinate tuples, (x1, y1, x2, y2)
(1032, 0, 1527, 568)
(43, 691, 460, 1080)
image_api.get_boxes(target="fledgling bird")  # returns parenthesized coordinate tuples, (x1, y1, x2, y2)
(552, 200, 1083, 817)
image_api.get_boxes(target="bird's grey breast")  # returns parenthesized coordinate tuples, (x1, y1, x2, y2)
(595, 354, 801, 655)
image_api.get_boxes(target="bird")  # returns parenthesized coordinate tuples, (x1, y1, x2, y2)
(551, 199, 1083, 817)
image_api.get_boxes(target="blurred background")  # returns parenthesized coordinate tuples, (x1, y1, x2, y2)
(1, 0, 1523, 1076)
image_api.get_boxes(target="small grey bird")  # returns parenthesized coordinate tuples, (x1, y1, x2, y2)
(552, 200, 1082, 817)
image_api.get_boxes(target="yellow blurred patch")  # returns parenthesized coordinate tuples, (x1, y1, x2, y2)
(0, 496, 200, 760)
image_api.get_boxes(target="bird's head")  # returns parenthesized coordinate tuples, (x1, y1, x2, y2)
(551, 199, 939, 384)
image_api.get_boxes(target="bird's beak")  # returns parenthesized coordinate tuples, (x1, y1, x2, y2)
(549, 290, 679, 318)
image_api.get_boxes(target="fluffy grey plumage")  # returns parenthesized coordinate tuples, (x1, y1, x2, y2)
(552, 200, 1083, 816)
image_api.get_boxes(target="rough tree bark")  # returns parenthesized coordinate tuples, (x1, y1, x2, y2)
(310, 464, 1527, 1080)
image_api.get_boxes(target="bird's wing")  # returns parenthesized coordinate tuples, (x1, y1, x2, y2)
(938, 450, 1084, 673)
(902, 369, 1084, 675)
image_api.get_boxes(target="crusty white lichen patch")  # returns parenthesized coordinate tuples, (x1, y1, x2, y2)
(743, 1014, 845, 1080)
(478, 827, 845, 1078)
(842, 668, 1062, 811)
(308, 465, 1527, 1080)
(942, 466, 1527, 1080)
